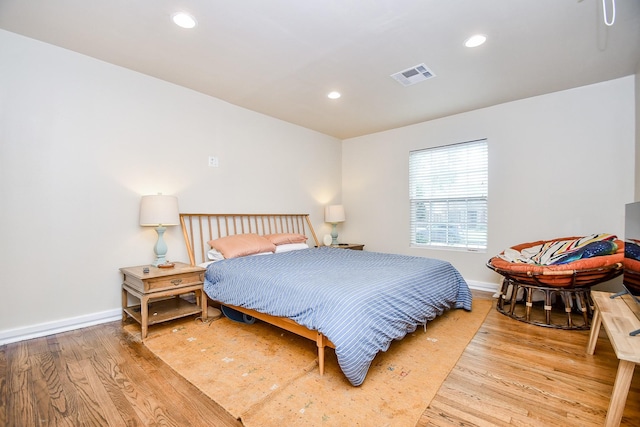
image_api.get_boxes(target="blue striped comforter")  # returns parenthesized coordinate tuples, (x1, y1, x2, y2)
(204, 247, 472, 386)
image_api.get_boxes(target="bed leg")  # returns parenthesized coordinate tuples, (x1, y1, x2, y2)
(316, 333, 326, 376)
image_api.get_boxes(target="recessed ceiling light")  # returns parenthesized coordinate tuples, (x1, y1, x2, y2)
(464, 34, 487, 48)
(172, 12, 197, 29)
(327, 91, 341, 99)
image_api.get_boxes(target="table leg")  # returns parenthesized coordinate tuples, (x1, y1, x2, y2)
(586, 307, 601, 355)
(141, 295, 149, 341)
(199, 289, 207, 321)
(121, 287, 128, 322)
(605, 359, 635, 427)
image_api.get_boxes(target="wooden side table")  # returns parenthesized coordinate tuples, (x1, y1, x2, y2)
(121, 262, 207, 340)
(586, 291, 640, 426)
(330, 243, 365, 250)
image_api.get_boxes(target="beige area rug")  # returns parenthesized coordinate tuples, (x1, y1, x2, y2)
(124, 299, 492, 427)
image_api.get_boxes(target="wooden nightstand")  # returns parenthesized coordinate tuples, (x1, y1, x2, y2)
(121, 262, 207, 340)
(331, 243, 365, 250)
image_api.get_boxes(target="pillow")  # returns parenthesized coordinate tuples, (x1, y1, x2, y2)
(207, 247, 275, 261)
(530, 233, 616, 265)
(627, 241, 640, 261)
(275, 242, 309, 253)
(263, 233, 308, 245)
(208, 234, 276, 259)
(207, 248, 225, 261)
(550, 240, 618, 265)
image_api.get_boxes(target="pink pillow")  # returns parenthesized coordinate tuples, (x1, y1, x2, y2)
(263, 233, 308, 245)
(208, 234, 276, 259)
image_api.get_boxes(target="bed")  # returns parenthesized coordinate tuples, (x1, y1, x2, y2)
(180, 213, 472, 386)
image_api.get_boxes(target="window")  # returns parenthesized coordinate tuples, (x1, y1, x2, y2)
(409, 139, 488, 251)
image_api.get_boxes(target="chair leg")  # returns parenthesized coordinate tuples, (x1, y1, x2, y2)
(577, 290, 590, 326)
(497, 279, 509, 312)
(494, 280, 595, 330)
(563, 291, 574, 328)
(525, 287, 534, 321)
(544, 289, 553, 325)
(508, 281, 520, 316)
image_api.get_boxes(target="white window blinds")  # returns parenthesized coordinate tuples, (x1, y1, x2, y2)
(409, 139, 488, 250)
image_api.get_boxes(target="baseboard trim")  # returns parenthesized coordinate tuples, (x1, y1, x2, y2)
(0, 308, 121, 345)
(467, 280, 499, 294)
(1, 279, 498, 345)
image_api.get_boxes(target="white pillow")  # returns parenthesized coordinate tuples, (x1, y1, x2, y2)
(207, 248, 275, 260)
(207, 248, 225, 261)
(275, 243, 309, 253)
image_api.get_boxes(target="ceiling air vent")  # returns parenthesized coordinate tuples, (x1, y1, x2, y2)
(390, 63, 435, 87)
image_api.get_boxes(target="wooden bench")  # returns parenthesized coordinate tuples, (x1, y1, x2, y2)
(586, 291, 640, 426)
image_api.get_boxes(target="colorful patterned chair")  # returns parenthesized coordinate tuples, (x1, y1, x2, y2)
(487, 235, 624, 329)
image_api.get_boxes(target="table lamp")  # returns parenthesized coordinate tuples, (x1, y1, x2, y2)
(324, 204, 345, 245)
(139, 194, 180, 266)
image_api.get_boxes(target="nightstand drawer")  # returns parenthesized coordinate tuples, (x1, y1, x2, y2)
(120, 262, 205, 293)
(146, 270, 203, 292)
(126, 271, 204, 293)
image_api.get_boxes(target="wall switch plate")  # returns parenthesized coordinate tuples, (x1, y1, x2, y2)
(208, 156, 219, 167)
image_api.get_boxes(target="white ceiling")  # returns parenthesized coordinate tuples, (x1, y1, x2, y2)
(1, 0, 639, 139)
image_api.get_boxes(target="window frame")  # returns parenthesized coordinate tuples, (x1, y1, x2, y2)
(409, 139, 488, 252)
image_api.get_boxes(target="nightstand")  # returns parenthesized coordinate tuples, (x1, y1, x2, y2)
(331, 243, 365, 250)
(121, 262, 207, 340)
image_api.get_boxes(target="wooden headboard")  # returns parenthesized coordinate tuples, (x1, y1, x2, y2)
(180, 213, 320, 266)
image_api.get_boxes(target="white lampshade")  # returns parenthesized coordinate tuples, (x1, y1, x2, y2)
(325, 204, 345, 223)
(139, 195, 180, 226)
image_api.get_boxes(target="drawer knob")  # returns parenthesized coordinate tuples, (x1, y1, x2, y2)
(171, 279, 183, 286)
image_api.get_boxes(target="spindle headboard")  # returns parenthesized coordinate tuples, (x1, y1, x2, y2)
(180, 213, 320, 266)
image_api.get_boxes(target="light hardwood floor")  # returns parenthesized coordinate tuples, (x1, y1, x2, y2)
(419, 291, 640, 426)
(2, 291, 639, 426)
(0, 319, 242, 426)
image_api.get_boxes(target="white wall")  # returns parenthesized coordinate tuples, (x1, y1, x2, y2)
(0, 30, 342, 338)
(342, 76, 635, 289)
(1, 28, 635, 342)
(636, 66, 640, 201)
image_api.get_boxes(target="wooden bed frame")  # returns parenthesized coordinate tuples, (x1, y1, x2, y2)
(180, 213, 335, 375)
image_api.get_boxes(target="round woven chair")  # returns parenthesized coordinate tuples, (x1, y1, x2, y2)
(623, 243, 640, 293)
(487, 237, 624, 330)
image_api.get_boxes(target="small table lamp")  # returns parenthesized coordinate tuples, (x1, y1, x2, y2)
(325, 204, 345, 245)
(139, 194, 180, 266)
